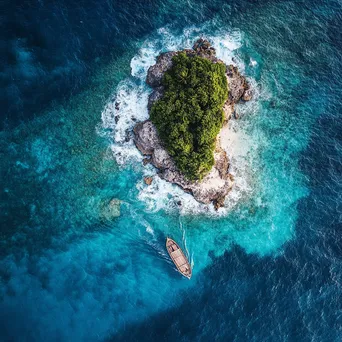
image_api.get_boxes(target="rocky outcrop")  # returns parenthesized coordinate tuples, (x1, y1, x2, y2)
(134, 121, 158, 155)
(242, 88, 253, 101)
(185, 38, 220, 63)
(226, 65, 251, 104)
(134, 120, 233, 204)
(135, 39, 252, 208)
(147, 86, 164, 111)
(100, 198, 121, 220)
(146, 52, 178, 87)
(146, 39, 252, 118)
(142, 157, 151, 165)
(144, 176, 153, 185)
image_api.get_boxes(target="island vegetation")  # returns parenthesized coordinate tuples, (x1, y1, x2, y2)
(150, 52, 228, 180)
(133, 39, 251, 207)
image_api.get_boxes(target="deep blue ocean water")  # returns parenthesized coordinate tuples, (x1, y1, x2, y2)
(1, 0, 342, 341)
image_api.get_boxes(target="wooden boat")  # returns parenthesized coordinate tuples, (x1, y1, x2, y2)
(166, 237, 192, 279)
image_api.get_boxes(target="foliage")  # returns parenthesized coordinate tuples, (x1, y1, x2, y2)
(150, 52, 228, 180)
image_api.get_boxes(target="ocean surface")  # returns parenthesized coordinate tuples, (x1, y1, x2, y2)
(1, 0, 341, 341)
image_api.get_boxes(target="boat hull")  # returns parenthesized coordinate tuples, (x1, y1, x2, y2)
(166, 238, 192, 279)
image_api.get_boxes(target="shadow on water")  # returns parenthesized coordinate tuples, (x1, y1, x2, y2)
(109, 224, 342, 341)
(107, 57, 342, 340)
(108, 105, 342, 341)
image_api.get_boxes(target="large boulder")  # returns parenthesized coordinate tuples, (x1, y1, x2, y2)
(144, 176, 153, 185)
(147, 86, 164, 110)
(226, 65, 252, 104)
(146, 52, 178, 87)
(133, 120, 159, 155)
(242, 87, 253, 101)
(192, 38, 217, 60)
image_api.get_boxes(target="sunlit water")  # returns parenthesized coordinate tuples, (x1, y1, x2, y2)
(1, 1, 341, 341)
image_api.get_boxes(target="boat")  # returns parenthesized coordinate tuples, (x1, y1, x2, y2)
(166, 237, 192, 279)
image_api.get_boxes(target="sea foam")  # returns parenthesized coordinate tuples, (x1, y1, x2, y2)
(100, 26, 255, 215)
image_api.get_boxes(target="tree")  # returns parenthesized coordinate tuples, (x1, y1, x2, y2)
(150, 52, 228, 180)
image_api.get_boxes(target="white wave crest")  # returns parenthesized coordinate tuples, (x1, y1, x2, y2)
(99, 80, 150, 164)
(100, 25, 259, 215)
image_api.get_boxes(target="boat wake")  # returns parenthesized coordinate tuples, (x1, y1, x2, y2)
(98, 22, 309, 258)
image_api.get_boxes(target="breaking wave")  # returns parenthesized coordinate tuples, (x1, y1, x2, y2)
(100, 26, 259, 215)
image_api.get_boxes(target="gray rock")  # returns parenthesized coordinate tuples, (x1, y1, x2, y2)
(213, 195, 225, 210)
(242, 87, 253, 101)
(146, 40, 223, 90)
(226, 65, 251, 104)
(133, 120, 233, 205)
(188, 39, 221, 63)
(133, 121, 160, 155)
(136, 39, 253, 206)
(146, 52, 178, 87)
(147, 86, 164, 110)
(142, 157, 151, 166)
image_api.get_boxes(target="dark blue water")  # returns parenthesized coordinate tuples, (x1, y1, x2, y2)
(1, 0, 342, 341)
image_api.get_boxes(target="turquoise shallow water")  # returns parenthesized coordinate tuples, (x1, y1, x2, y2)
(1, 0, 342, 341)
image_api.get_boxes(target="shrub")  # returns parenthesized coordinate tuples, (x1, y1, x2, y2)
(150, 52, 228, 180)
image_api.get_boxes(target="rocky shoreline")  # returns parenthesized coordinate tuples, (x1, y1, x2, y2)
(134, 39, 252, 208)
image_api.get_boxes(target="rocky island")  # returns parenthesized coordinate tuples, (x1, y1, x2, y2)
(134, 39, 252, 209)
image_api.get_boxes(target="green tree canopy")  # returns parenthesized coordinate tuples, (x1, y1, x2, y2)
(150, 52, 228, 180)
